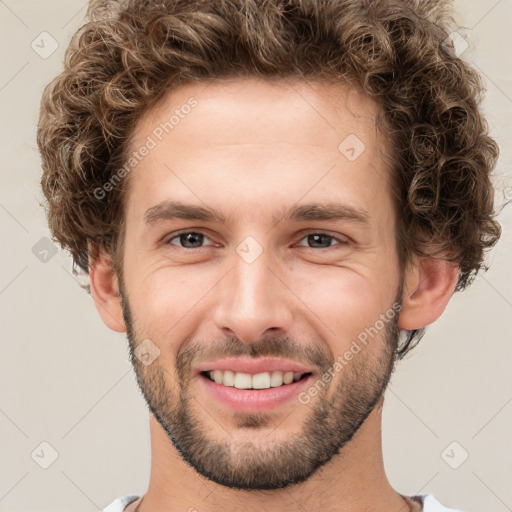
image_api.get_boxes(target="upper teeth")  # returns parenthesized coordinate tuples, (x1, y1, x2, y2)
(207, 370, 305, 389)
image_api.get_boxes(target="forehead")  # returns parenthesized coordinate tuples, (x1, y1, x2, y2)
(124, 77, 392, 225)
(131, 77, 382, 150)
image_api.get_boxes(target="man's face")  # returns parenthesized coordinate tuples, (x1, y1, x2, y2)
(118, 78, 403, 490)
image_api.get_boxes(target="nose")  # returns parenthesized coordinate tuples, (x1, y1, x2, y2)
(213, 248, 294, 344)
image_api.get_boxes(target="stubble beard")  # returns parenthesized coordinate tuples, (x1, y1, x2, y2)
(119, 276, 401, 490)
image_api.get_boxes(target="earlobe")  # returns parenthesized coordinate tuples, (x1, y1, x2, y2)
(399, 256, 459, 331)
(88, 243, 126, 333)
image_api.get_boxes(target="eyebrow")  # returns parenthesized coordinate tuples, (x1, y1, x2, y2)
(144, 200, 371, 227)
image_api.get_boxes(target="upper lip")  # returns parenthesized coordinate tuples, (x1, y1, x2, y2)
(195, 357, 314, 375)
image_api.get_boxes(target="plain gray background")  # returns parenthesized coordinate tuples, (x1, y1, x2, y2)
(0, 1, 511, 511)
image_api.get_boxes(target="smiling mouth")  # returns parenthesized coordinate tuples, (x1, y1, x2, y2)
(200, 370, 312, 390)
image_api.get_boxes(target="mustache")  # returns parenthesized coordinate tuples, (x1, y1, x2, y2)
(176, 335, 333, 379)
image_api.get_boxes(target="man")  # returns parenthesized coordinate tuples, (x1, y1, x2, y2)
(37, 0, 501, 511)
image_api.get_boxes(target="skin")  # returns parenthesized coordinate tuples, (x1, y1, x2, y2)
(90, 78, 458, 512)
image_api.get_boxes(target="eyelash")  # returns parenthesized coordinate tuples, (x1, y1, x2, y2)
(164, 230, 348, 250)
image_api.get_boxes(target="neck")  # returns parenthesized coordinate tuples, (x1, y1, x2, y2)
(133, 397, 416, 512)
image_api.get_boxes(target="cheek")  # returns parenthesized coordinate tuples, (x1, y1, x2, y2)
(125, 247, 398, 357)
(126, 265, 219, 339)
(289, 265, 394, 347)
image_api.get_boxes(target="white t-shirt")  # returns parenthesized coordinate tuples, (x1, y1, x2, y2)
(101, 494, 463, 511)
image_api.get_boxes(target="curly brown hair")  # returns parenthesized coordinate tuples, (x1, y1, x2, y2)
(37, 0, 501, 358)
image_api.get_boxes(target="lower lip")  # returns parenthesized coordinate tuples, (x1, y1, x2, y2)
(198, 373, 314, 413)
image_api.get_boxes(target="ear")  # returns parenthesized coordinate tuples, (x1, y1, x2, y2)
(88, 243, 126, 333)
(399, 256, 459, 330)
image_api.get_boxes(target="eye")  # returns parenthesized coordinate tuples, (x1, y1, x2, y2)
(165, 230, 214, 249)
(297, 232, 348, 249)
(164, 230, 349, 251)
